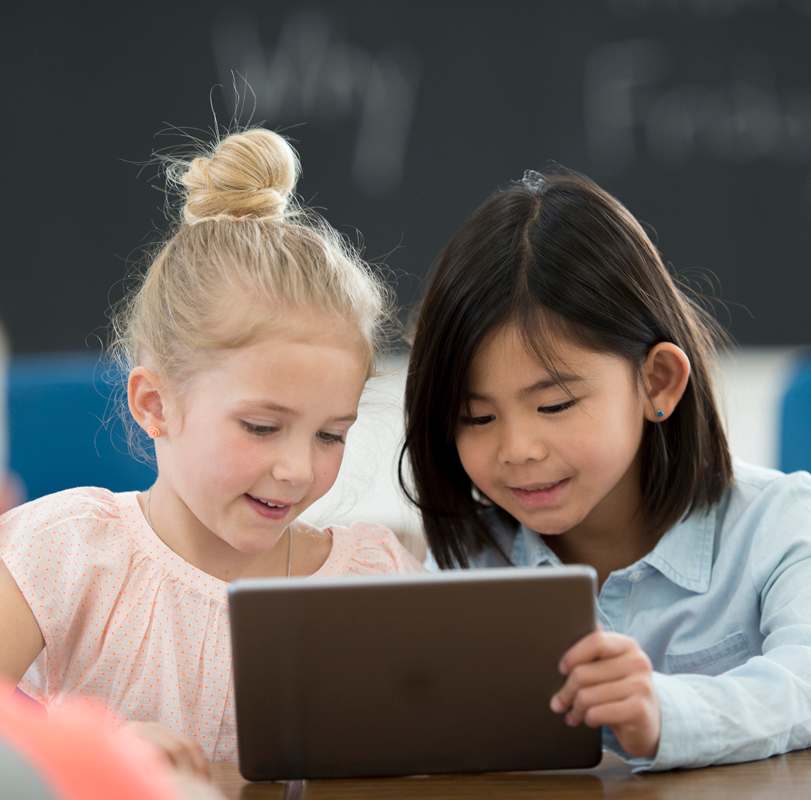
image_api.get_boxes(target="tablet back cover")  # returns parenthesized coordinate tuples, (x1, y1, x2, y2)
(229, 566, 601, 780)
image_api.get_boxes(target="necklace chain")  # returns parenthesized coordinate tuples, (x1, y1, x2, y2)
(145, 487, 292, 578)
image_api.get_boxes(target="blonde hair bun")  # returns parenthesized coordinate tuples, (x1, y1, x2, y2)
(180, 128, 300, 223)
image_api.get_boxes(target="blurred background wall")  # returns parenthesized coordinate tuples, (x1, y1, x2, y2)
(2, 1, 811, 539)
(3, 0, 811, 352)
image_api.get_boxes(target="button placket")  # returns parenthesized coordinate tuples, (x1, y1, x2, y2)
(597, 573, 630, 634)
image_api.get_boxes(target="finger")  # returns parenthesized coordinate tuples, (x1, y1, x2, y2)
(553, 641, 653, 714)
(580, 697, 661, 759)
(155, 732, 186, 771)
(186, 741, 210, 779)
(551, 650, 647, 713)
(172, 773, 226, 800)
(558, 631, 634, 676)
(133, 723, 208, 780)
(165, 738, 208, 779)
(563, 674, 647, 726)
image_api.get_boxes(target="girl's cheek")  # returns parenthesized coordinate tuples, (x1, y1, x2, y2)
(323, 449, 347, 482)
(217, 438, 264, 473)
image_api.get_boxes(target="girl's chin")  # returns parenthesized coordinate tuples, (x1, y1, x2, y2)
(511, 509, 578, 537)
(519, 523, 570, 537)
(225, 526, 289, 557)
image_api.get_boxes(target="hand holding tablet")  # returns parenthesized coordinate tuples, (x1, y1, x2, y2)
(551, 626, 661, 759)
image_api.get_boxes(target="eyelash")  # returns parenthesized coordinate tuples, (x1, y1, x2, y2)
(242, 422, 276, 436)
(459, 400, 576, 425)
(539, 400, 576, 414)
(317, 432, 346, 446)
(241, 422, 346, 446)
(459, 415, 495, 426)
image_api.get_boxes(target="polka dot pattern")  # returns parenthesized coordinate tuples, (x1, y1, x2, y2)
(0, 487, 424, 762)
(313, 520, 426, 578)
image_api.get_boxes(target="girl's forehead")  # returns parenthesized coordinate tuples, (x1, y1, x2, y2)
(229, 323, 367, 375)
(212, 301, 370, 366)
(473, 324, 585, 373)
(177, 308, 366, 389)
(469, 323, 631, 391)
(218, 298, 361, 346)
(181, 328, 369, 417)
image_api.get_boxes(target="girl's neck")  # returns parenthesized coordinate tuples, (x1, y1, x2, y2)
(540, 465, 658, 589)
(542, 520, 654, 590)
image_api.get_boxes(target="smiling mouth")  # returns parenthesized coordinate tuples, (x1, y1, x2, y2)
(511, 480, 566, 492)
(508, 478, 570, 509)
(247, 494, 293, 508)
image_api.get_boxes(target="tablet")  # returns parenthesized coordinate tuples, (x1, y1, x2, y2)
(228, 565, 601, 781)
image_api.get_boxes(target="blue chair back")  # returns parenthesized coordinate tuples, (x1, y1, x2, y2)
(780, 356, 811, 474)
(9, 352, 156, 503)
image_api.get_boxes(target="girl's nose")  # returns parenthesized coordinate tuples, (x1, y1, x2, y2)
(497, 419, 549, 465)
(270, 442, 314, 486)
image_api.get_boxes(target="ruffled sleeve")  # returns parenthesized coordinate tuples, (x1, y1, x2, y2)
(315, 521, 426, 576)
(0, 489, 236, 761)
(0, 487, 132, 703)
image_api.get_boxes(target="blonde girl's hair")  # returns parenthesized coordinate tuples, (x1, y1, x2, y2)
(109, 127, 392, 403)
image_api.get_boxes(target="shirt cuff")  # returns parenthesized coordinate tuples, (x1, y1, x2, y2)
(601, 727, 655, 771)
(646, 671, 720, 771)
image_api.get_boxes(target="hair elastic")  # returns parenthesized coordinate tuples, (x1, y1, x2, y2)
(147, 426, 161, 439)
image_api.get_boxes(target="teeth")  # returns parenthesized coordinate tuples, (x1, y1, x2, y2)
(519, 481, 559, 491)
(256, 498, 283, 507)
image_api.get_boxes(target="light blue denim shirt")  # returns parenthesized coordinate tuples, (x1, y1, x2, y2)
(425, 460, 811, 771)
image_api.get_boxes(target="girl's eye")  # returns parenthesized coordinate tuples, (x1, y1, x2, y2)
(317, 431, 346, 445)
(459, 414, 495, 426)
(242, 422, 277, 436)
(538, 400, 576, 415)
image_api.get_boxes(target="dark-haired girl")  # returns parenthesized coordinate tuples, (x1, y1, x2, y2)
(401, 169, 811, 770)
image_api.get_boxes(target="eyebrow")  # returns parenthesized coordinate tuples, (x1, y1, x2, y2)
(238, 402, 358, 424)
(467, 374, 584, 403)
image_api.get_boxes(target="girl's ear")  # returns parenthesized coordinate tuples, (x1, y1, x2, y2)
(641, 343, 691, 422)
(128, 367, 167, 436)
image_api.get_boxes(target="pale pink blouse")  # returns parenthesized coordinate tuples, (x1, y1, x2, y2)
(0, 487, 425, 761)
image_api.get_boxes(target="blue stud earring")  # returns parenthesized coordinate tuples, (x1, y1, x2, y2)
(657, 410, 664, 418)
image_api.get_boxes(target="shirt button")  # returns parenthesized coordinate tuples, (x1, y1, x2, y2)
(628, 569, 644, 583)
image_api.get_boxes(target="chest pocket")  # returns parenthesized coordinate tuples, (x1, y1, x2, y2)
(665, 631, 753, 677)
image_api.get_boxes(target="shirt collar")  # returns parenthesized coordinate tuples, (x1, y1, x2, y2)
(642, 506, 716, 593)
(516, 526, 562, 567)
(518, 504, 716, 594)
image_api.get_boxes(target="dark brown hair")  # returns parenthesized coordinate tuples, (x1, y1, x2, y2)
(400, 169, 733, 569)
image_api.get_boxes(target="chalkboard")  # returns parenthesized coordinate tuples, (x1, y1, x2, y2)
(3, 0, 811, 352)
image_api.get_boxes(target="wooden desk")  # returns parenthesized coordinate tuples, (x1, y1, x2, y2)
(209, 749, 811, 799)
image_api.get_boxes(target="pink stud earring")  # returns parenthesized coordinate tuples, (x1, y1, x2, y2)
(147, 426, 161, 439)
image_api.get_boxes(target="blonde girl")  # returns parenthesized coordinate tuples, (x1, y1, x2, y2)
(0, 127, 423, 772)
